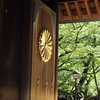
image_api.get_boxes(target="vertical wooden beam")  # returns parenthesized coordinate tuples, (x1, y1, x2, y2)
(74, 1, 82, 19)
(84, 1, 92, 19)
(94, 0, 100, 18)
(59, 6, 64, 21)
(54, 1, 58, 100)
(21, 0, 33, 100)
(64, 3, 73, 20)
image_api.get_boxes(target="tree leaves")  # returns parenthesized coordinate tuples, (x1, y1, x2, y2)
(58, 21, 100, 98)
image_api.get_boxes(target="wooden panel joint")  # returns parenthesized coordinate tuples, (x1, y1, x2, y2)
(64, 3, 73, 20)
(74, 1, 82, 19)
(59, 6, 64, 21)
(94, 0, 100, 18)
(84, 1, 92, 19)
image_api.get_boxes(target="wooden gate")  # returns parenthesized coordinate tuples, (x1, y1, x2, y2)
(31, 1, 57, 100)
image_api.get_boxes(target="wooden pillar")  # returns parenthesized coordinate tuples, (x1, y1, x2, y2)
(0, 0, 33, 100)
(0, 0, 59, 100)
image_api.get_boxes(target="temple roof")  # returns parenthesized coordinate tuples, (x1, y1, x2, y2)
(42, 0, 100, 23)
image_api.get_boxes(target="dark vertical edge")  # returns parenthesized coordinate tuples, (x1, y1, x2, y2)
(54, 1, 59, 100)
(7, 0, 22, 99)
(0, 0, 3, 59)
(0, 0, 34, 99)
(0, 0, 4, 95)
(0, 0, 13, 99)
(0, 0, 1, 36)
(0, 6, 4, 88)
(21, 0, 34, 100)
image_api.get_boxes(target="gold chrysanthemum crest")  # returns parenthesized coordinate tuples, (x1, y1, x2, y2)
(39, 30, 52, 62)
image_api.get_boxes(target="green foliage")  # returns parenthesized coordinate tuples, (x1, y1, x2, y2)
(58, 21, 100, 97)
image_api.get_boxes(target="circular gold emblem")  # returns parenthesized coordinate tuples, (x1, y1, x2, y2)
(39, 30, 52, 62)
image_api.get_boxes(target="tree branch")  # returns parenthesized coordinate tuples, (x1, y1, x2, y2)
(58, 68, 73, 72)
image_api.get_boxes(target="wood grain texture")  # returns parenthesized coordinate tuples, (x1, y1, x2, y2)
(58, 0, 100, 22)
(74, 1, 82, 19)
(84, 1, 92, 19)
(31, 5, 56, 100)
(21, 0, 33, 100)
(59, 6, 64, 21)
(0, 0, 33, 100)
(94, 0, 100, 18)
(40, 2, 59, 100)
(64, 2, 73, 20)
(0, 0, 58, 100)
(59, 0, 91, 4)
(54, 3, 58, 100)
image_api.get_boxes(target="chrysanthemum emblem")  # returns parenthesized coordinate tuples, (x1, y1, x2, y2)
(39, 30, 52, 62)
